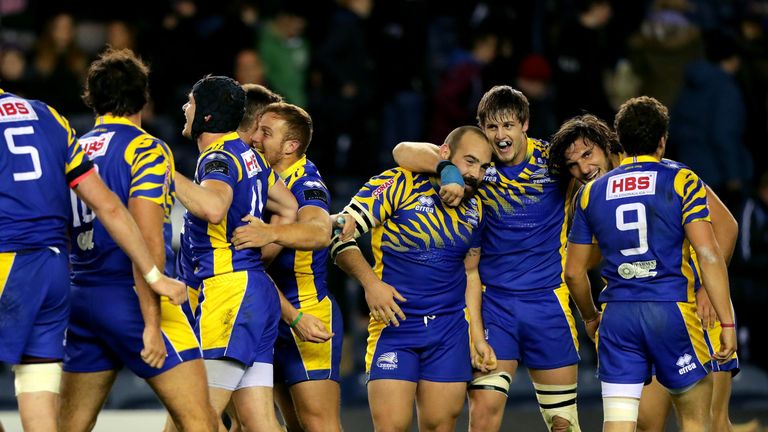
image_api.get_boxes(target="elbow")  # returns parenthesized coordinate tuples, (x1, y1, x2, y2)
(392, 142, 405, 163)
(563, 269, 583, 287)
(206, 207, 227, 225)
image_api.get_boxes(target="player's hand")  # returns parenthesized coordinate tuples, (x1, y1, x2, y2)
(364, 279, 407, 327)
(290, 311, 334, 343)
(141, 325, 167, 369)
(695, 288, 717, 330)
(331, 213, 356, 241)
(438, 162, 465, 207)
(714, 327, 737, 364)
(584, 313, 601, 343)
(471, 339, 498, 373)
(232, 215, 277, 250)
(439, 184, 464, 207)
(150, 276, 188, 306)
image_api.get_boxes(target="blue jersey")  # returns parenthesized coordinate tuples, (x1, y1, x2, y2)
(70, 115, 175, 286)
(343, 168, 484, 316)
(268, 156, 331, 308)
(569, 155, 710, 303)
(475, 137, 570, 294)
(183, 133, 278, 279)
(0, 89, 94, 252)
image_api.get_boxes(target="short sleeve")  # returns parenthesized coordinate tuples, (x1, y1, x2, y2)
(128, 136, 174, 205)
(196, 150, 238, 189)
(674, 168, 710, 225)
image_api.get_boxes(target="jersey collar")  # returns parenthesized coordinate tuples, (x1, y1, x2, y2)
(620, 155, 660, 166)
(0, 88, 5, 94)
(209, 131, 241, 148)
(95, 114, 140, 128)
(279, 155, 307, 179)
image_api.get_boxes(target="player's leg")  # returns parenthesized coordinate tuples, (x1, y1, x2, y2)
(0, 250, 69, 432)
(602, 382, 644, 432)
(58, 369, 117, 432)
(468, 292, 520, 432)
(368, 379, 418, 432)
(711, 371, 734, 432)
(529, 365, 579, 432)
(668, 374, 713, 432)
(468, 360, 517, 432)
(288, 380, 342, 432)
(232, 377, 282, 432)
(276, 295, 344, 432)
(598, 303, 660, 432)
(274, 383, 303, 432)
(415, 381, 466, 432)
(653, 301, 714, 432)
(636, 376, 672, 432)
(524, 287, 582, 432)
(148, 359, 218, 432)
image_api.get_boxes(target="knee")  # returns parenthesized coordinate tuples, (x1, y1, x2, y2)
(469, 400, 504, 431)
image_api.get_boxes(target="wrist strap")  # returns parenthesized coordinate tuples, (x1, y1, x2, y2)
(436, 160, 454, 174)
(290, 311, 304, 328)
(720, 323, 736, 328)
(143, 266, 163, 285)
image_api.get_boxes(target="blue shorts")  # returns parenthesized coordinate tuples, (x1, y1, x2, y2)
(598, 301, 711, 390)
(366, 309, 471, 383)
(64, 282, 202, 379)
(704, 321, 739, 375)
(197, 270, 280, 365)
(274, 295, 343, 386)
(482, 285, 579, 369)
(0, 248, 69, 364)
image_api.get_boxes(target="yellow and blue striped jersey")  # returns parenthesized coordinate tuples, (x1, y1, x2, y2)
(0, 89, 94, 252)
(569, 155, 710, 303)
(70, 115, 175, 286)
(342, 168, 483, 316)
(477, 137, 570, 294)
(268, 156, 330, 309)
(183, 133, 278, 279)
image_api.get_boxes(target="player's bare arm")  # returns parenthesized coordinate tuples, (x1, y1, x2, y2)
(128, 197, 167, 369)
(276, 287, 332, 344)
(174, 173, 233, 224)
(234, 201, 328, 252)
(393, 141, 465, 206)
(465, 247, 497, 372)
(685, 220, 737, 360)
(564, 241, 601, 341)
(335, 246, 406, 327)
(695, 186, 739, 328)
(73, 171, 187, 305)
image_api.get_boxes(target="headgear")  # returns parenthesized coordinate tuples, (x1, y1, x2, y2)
(191, 76, 246, 140)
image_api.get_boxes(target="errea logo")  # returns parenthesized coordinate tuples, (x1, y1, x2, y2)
(676, 353, 697, 375)
(483, 166, 498, 182)
(376, 352, 398, 370)
(415, 195, 435, 213)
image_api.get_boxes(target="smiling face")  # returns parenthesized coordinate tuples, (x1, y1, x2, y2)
(563, 137, 613, 184)
(480, 112, 529, 166)
(251, 112, 290, 167)
(441, 131, 493, 198)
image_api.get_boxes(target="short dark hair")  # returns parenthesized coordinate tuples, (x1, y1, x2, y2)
(614, 96, 669, 156)
(261, 102, 313, 155)
(238, 84, 283, 132)
(548, 114, 622, 179)
(476, 85, 530, 128)
(445, 126, 489, 154)
(83, 48, 149, 116)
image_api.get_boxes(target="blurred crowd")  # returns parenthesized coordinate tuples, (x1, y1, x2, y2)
(3, 0, 768, 374)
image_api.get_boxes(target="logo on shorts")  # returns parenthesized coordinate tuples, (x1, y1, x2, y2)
(676, 353, 697, 375)
(376, 352, 398, 370)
